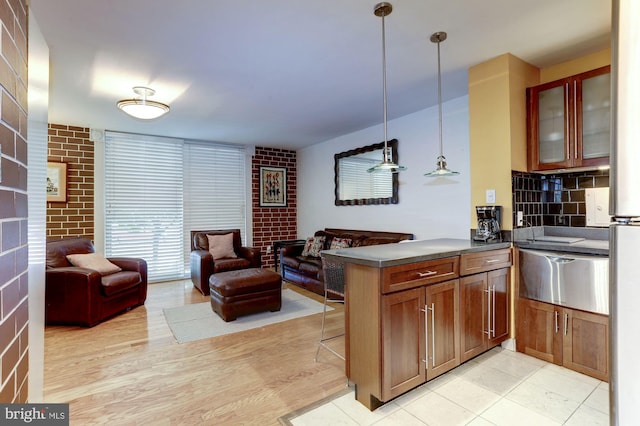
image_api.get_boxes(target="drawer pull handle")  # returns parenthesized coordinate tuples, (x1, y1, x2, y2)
(417, 270, 438, 278)
(484, 259, 500, 264)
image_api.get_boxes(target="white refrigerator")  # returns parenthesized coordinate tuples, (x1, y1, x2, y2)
(610, 0, 640, 424)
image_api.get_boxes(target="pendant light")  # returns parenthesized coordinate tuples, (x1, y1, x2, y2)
(117, 86, 170, 120)
(367, 2, 406, 174)
(424, 31, 459, 177)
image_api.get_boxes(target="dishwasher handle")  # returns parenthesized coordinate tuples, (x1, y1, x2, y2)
(545, 255, 576, 264)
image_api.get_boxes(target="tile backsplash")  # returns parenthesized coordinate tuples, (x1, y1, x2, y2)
(512, 169, 609, 227)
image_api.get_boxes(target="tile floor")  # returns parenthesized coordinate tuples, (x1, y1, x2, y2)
(287, 347, 609, 425)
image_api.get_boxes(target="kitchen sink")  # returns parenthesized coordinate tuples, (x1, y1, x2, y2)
(519, 248, 609, 315)
(527, 236, 586, 244)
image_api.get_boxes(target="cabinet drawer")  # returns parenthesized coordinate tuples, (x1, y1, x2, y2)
(382, 257, 459, 293)
(460, 249, 512, 275)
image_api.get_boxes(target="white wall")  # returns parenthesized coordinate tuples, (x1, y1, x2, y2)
(298, 95, 471, 240)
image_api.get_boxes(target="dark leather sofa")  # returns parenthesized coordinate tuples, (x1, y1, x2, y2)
(280, 228, 413, 297)
(190, 229, 262, 295)
(45, 237, 148, 327)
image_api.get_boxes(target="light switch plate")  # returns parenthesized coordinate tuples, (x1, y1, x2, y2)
(586, 187, 611, 227)
(486, 189, 496, 204)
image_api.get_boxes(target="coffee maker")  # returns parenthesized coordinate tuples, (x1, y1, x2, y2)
(474, 205, 502, 242)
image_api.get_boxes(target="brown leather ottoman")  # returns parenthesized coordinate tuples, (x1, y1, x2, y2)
(209, 268, 282, 321)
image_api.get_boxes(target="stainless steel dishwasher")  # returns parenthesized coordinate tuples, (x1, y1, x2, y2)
(519, 248, 609, 315)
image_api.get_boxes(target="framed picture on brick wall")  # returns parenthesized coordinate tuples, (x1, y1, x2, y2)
(259, 166, 286, 207)
(46, 162, 67, 202)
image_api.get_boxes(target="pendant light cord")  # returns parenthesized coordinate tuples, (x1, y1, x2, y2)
(381, 10, 389, 161)
(436, 38, 443, 158)
(424, 31, 458, 176)
(368, 2, 405, 173)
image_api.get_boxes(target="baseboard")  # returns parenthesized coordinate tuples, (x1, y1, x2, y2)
(501, 338, 516, 352)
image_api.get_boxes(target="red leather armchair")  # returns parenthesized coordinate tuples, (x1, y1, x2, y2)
(190, 229, 262, 295)
(45, 237, 148, 327)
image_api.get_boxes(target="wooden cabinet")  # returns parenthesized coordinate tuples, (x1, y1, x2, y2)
(424, 279, 459, 380)
(460, 248, 512, 275)
(379, 278, 460, 399)
(563, 308, 609, 381)
(347, 256, 460, 410)
(517, 297, 609, 381)
(460, 273, 486, 361)
(381, 287, 425, 400)
(527, 66, 610, 171)
(382, 256, 458, 294)
(345, 248, 512, 410)
(377, 257, 459, 402)
(460, 268, 510, 362)
(516, 298, 562, 364)
(460, 249, 512, 363)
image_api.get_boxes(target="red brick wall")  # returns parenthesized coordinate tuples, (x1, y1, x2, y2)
(0, 0, 28, 404)
(252, 147, 298, 268)
(46, 124, 94, 240)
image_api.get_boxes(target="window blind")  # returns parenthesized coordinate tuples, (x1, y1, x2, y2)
(104, 132, 248, 282)
(104, 132, 185, 282)
(183, 141, 247, 273)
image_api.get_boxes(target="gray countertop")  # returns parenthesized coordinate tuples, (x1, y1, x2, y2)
(512, 226, 609, 256)
(513, 239, 608, 255)
(322, 238, 511, 268)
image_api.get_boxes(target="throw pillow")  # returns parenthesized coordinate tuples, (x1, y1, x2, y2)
(301, 236, 325, 257)
(66, 253, 122, 275)
(329, 237, 352, 250)
(207, 233, 237, 260)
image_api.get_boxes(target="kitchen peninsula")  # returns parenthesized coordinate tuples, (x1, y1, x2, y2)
(322, 238, 512, 410)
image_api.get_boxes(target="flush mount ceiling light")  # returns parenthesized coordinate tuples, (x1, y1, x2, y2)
(425, 31, 459, 177)
(367, 2, 406, 174)
(117, 86, 170, 120)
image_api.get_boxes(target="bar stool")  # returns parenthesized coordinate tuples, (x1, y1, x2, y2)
(314, 255, 345, 362)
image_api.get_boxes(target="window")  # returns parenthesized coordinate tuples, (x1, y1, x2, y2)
(183, 141, 247, 272)
(104, 132, 248, 282)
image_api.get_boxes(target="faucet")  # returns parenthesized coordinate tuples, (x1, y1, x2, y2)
(523, 220, 536, 242)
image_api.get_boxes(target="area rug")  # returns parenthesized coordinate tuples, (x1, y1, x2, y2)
(163, 289, 332, 343)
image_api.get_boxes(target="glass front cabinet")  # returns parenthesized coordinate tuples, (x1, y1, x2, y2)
(527, 66, 610, 171)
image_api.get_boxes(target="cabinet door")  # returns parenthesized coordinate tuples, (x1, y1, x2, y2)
(487, 268, 510, 347)
(381, 287, 425, 401)
(527, 66, 610, 171)
(562, 308, 609, 382)
(576, 66, 611, 167)
(460, 273, 487, 363)
(516, 298, 562, 364)
(528, 78, 572, 170)
(424, 279, 460, 380)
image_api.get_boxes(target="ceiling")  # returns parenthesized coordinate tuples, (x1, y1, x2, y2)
(29, 0, 611, 150)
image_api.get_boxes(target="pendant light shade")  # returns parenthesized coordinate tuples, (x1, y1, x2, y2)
(425, 31, 459, 177)
(117, 86, 170, 120)
(367, 2, 406, 174)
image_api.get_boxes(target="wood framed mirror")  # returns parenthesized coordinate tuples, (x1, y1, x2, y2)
(334, 139, 399, 206)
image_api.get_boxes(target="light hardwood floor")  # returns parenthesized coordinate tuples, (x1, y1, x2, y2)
(43, 279, 347, 425)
